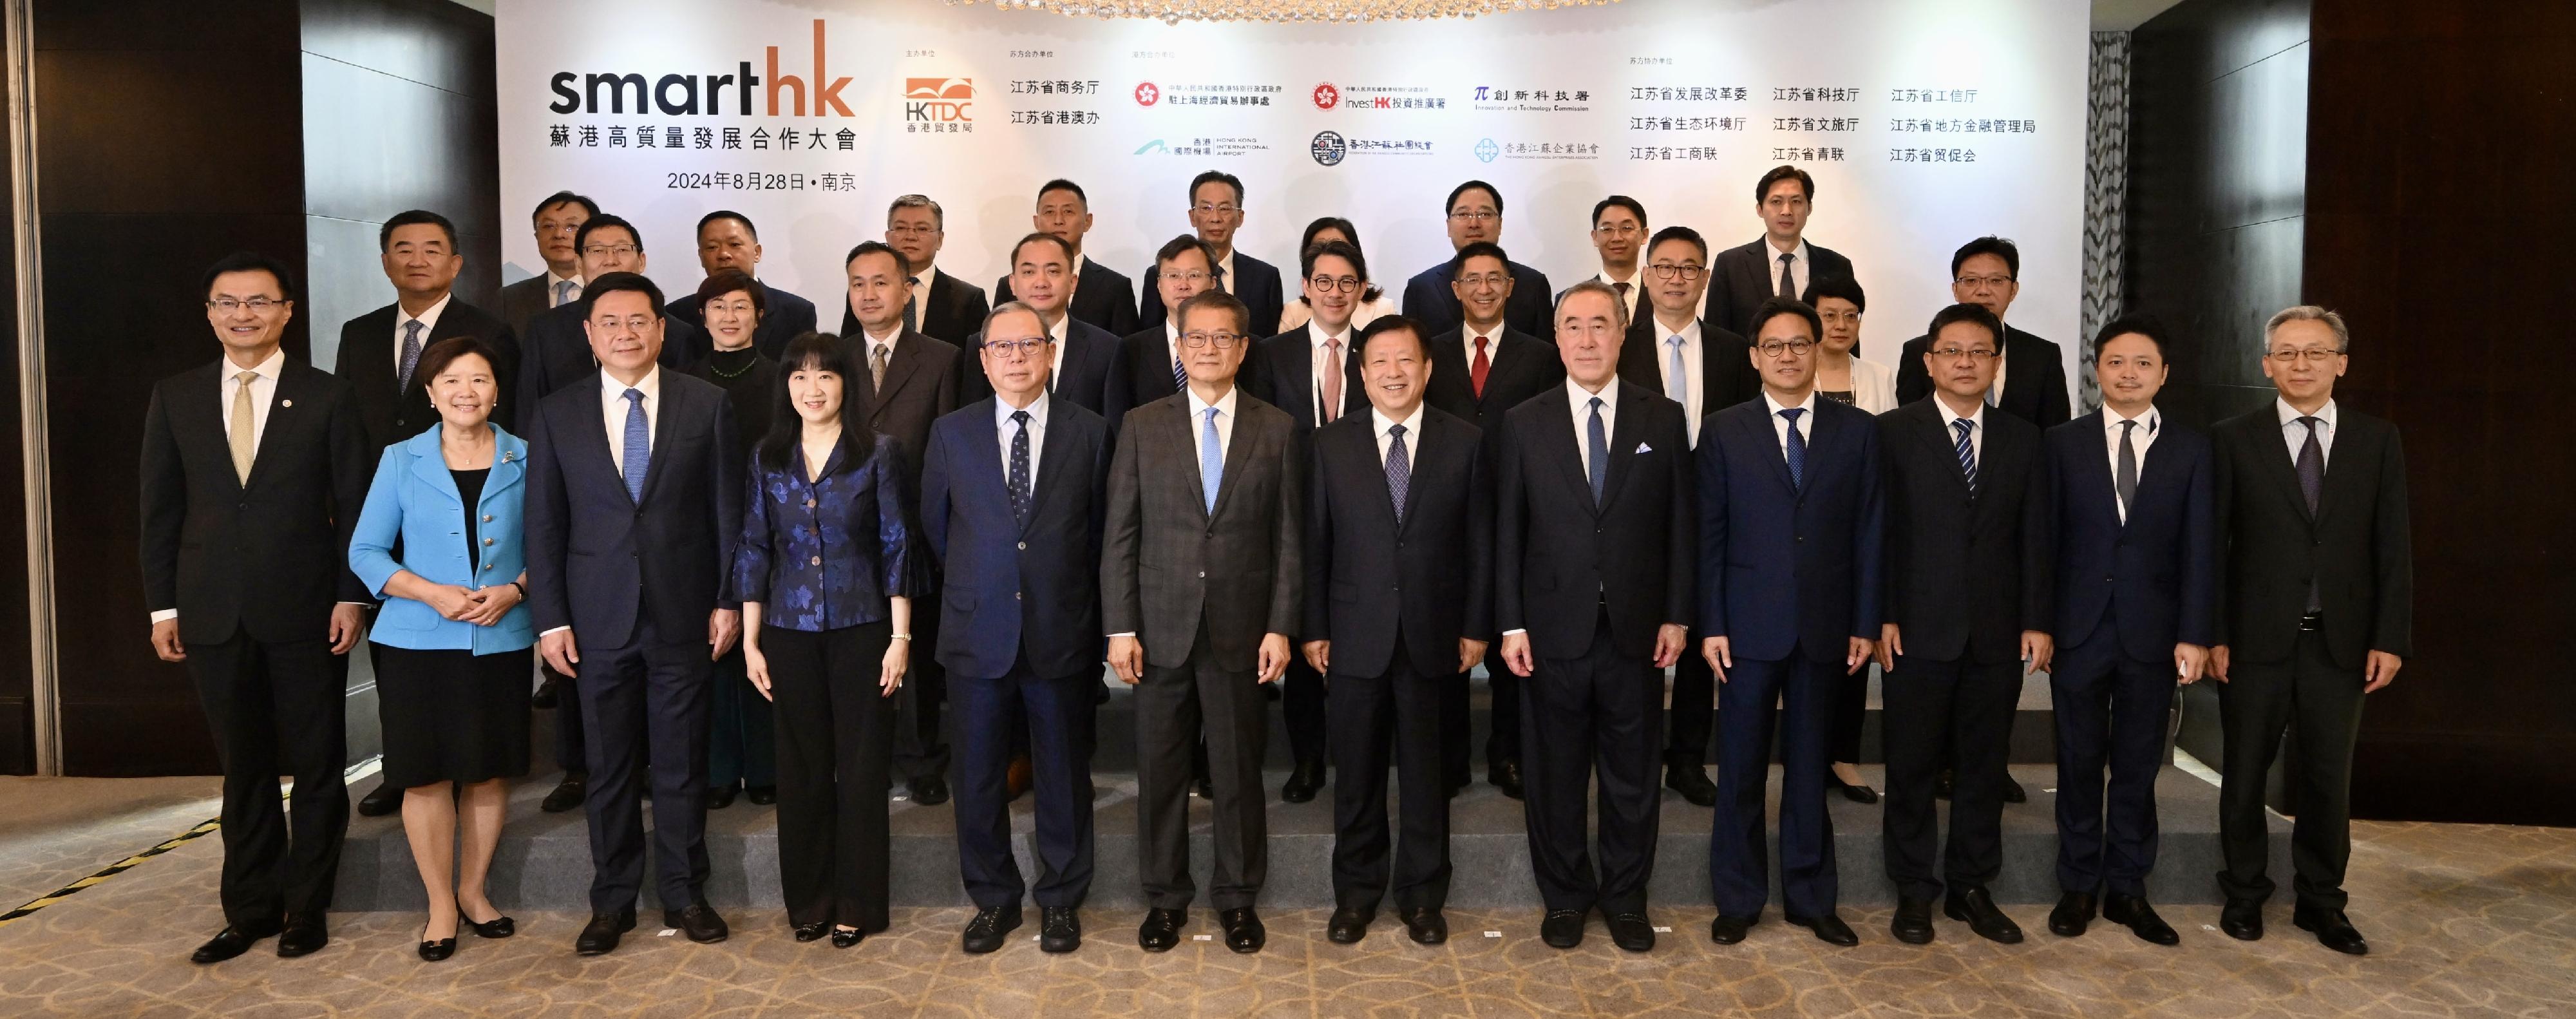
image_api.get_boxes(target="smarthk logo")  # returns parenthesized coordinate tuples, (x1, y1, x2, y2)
(545, 18, 855, 117)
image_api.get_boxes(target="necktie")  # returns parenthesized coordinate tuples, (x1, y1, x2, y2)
(1215, 262, 1231, 294)
(1780, 407, 1807, 490)
(2115, 419, 2139, 519)
(871, 342, 891, 392)
(1777, 252, 1797, 299)
(904, 276, 921, 333)
(554, 278, 579, 308)
(1007, 409, 1033, 524)
(1586, 396, 1608, 506)
(1613, 280, 1633, 309)
(1171, 354, 1186, 392)
(1385, 423, 1412, 524)
(229, 370, 258, 484)
(1320, 338, 1343, 423)
(2296, 415, 2325, 612)
(1199, 406, 1224, 513)
(1953, 417, 1978, 495)
(1470, 335, 1491, 399)
(1664, 335, 1688, 407)
(397, 319, 425, 392)
(621, 388, 650, 502)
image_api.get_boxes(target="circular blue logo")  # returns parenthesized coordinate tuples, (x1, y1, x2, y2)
(1311, 130, 1347, 167)
(1475, 137, 1500, 163)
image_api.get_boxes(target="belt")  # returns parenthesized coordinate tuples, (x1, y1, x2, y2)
(2297, 612, 2324, 633)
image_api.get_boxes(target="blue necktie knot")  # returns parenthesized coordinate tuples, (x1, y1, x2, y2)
(1779, 406, 1807, 489)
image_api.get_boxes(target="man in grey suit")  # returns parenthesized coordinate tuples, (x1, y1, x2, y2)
(1103, 289, 1303, 957)
(497, 191, 596, 340)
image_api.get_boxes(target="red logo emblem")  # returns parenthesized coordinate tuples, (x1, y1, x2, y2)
(1134, 82, 1159, 106)
(1311, 82, 1340, 110)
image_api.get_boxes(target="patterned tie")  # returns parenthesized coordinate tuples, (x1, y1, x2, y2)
(871, 342, 891, 392)
(1170, 354, 1186, 392)
(2296, 415, 2325, 612)
(554, 278, 579, 308)
(1385, 423, 1412, 524)
(1953, 417, 1978, 495)
(1777, 252, 1797, 299)
(2115, 419, 2139, 519)
(1586, 397, 1608, 506)
(1780, 407, 1808, 490)
(1320, 337, 1343, 423)
(1664, 335, 1688, 408)
(1613, 280, 1632, 309)
(1470, 335, 1491, 399)
(904, 276, 921, 333)
(1007, 409, 1033, 524)
(229, 370, 258, 484)
(621, 388, 650, 502)
(397, 319, 425, 392)
(1198, 406, 1224, 513)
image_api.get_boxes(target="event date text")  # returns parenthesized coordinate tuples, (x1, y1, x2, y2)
(666, 171, 808, 191)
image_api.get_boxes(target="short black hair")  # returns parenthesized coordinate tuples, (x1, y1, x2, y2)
(759, 332, 873, 477)
(531, 190, 599, 222)
(1949, 236, 2020, 280)
(696, 209, 757, 240)
(843, 240, 914, 279)
(1357, 314, 1430, 361)
(1591, 195, 1647, 231)
(696, 268, 768, 318)
(2094, 312, 2170, 361)
(202, 251, 298, 301)
(1449, 240, 1510, 277)
(411, 336, 504, 395)
(379, 209, 457, 252)
(581, 271, 663, 317)
(1302, 216, 1360, 253)
(574, 214, 640, 256)
(1445, 180, 1502, 216)
(1756, 164, 1815, 204)
(1175, 289, 1250, 336)
(1188, 170, 1244, 207)
(1751, 296, 1822, 342)
(1301, 238, 1367, 284)
(1926, 302, 2000, 348)
(1155, 233, 1217, 269)
(1809, 274, 1867, 314)
(1008, 231, 1074, 271)
(1036, 178, 1088, 207)
(1645, 225, 1706, 263)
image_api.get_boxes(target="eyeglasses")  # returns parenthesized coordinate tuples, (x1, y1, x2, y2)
(1191, 203, 1240, 216)
(1757, 339, 1817, 357)
(1179, 330, 1244, 348)
(1164, 270, 1211, 284)
(589, 315, 657, 332)
(1307, 274, 1363, 294)
(886, 224, 940, 236)
(1647, 263, 1705, 281)
(2267, 348, 2344, 365)
(983, 338, 1051, 360)
(583, 243, 639, 258)
(1454, 272, 1510, 291)
(1930, 347, 1998, 361)
(1593, 223, 1643, 237)
(1954, 274, 2014, 290)
(1447, 210, 1498, 223)
(206, 297, 286, 313)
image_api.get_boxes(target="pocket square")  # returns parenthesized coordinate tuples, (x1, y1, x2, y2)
(1634, 442, 1652, 453)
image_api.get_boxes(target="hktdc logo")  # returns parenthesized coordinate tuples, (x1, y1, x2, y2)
(1134, 82, 1160, 106)
(1311, 82, 1340, 110)
(904, 77, 973, 123)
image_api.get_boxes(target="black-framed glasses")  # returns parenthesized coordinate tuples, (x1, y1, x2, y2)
(1179, 330, 1244, 348)
(1929, 347, 1998, 361)
(206, 297, 286, 313)
(1307, 275, 1363, 294)
(1446, 210, 1497, 223)
(583, 243, 639, 258)
(983, 338, 1051, 360)
(1757, 339, 1817, 357)
(1953, 274, 2014, 290)
(1647, 263, 1705, 281)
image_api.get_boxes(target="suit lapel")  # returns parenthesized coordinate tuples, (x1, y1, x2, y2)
(1743, 403, 1797, 496)
(243, 365, 310, 492)
(1917, 405, 1975, 498)
(1549, 392, 1599, 515)
(2252, 414, 2314, 524)
(1600, 386, 1643, 512)
(635, 377, 682, 504)
(1206, 397, 1260, 522)
(1022, 403, 1070, 534)
(1396, 415, 1442, 529)
(867, 334, 927, 426)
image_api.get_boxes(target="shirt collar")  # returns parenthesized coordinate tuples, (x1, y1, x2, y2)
(1308, 319, 1351, 350)
(1598, 265, 1638, 287)
(2276, 397, 2335, 429)
(601, 364, 661, 401)
(401, 292, 453, 330)
(229, 347, 287, 382)
(1655, 316, 1700, 345)
(1935, 396, 1986, 432)
(1372, 403, 1425, 440)
(998, 388, 1050, 427)
(911, 257, 937, 287)
(862, 322, 903, 347)
(545, 269, 582, 289)
(1763, 388, 1819, 417)
(1185, 383, 1238, 421)
(1046, 313, 1070, 344)
(1766, 236, 1812, 265)
(2106, 405, 2161, 434)
(1565, 377, 1617, 414)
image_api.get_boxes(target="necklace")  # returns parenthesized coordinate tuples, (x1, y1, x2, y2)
(709, 348, 757, 378)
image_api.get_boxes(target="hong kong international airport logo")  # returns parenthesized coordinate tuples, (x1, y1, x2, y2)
(1311, 130, 1347, 166)
(904, 77, 974, 132)
(1134, 82, 1160, 106)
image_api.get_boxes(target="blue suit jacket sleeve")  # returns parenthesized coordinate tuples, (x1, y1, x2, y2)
(1851, 418, 1888, 636)
(2178, 439, 2217, 647)
(919, 421, 954, 569)
(524, 398, 573, 633)
(347, 445, 410, 598)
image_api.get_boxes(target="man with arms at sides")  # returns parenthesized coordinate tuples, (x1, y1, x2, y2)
(1420, 240, 1562, 799)
(963, 231, 1132, 431)
(1873, 303, 2051, 947)
(1102, 290, 1303, 955)
(995, 178, 1139, 336)
(1614, 224, 1758, 808)
(1139, 170, 1285, 337)
(143, 252, 372, 964)
(497, 191, 594, 340)
(844, 240, 967, 806)
(1493, 282, 1692, 953)
(664, 211, 818, 358)
(2209, 307, 2410, 957)
(1564, 196, 1648, 327)
(1401, 180, 1553, 338)
(1121, 235, 1223, 412)
(921, 301, 1112, 955)
(518, 215, 708, 411)
(1896, 236, 2070, 431)
(1702, 165, 1857, 338)
(1303, 315, 1491, 947)
(842, 193, 989, 346)
(2040, 314, 2213, 947)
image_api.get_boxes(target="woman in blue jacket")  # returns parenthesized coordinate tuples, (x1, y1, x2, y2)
(347, 337, 533, 962)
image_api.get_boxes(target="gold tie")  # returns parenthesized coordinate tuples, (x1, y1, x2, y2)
(229, 370, 258, 483)
(871, 342, 890, 392)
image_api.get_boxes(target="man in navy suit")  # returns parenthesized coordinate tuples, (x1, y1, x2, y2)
(1121, 235, 1222, 413)
(1401, 181, 1554, 338)
(524, 272, 744, 956)
(518, 216, 706, 412)
(1894, 237, 2072, 432)
(2041, 313, 2215, 947)
(665, 211, 819, 358)
(1139, 170, 1285, 337)
(1700, 166, 1857, 338)
(964, 232, 1131, 430)
(995, 179, 1138, 336)
(1699, 297, 1886, 949)
(920, 301, 1110, 957)
(846, 193, 990, 346)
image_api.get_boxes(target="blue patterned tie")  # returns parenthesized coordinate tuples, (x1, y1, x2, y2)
(1953, 417, 1978, 495)
(397, 319, 424, 392)
(1780, 407, 1807, 490)
(1199, 406, 1223, 513)
(1171, 354, 1186, 392)
(554, 278, 578, 308)
(621, 388, 650, 502)
(1007, 410, 1033, 524)
(1385, 423, 1412, 524)
(1664, 335, 1688, 408)
(1586, 397, 1608, 506)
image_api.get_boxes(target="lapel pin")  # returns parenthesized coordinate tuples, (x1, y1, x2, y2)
(281, 399, 293, 408)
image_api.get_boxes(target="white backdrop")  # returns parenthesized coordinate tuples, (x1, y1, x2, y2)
(497, 0, 2088, 374)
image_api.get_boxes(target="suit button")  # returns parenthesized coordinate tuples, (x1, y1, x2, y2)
(806, 499, 817, 509)
(484, 563, 494, 571)
(811, 556, 822, 566)
(484, 537, 495, 546)
(238, 502, 249, 510)
(1198, 571, 1206, 578)
(482, 515, 493, 523)
(1015, 592, 1022, 600)
(2104, 575, 2114, 582)
(1016, 541, 1027, 550)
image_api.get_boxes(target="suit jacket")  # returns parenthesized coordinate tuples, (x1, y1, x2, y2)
(1401, 258, 1553, 338)
(1302, 406, 1493, 678)
(838, 267, 990, 347)
(523, 368, 743, 649)
(497, 274, 560, 342)
(516, 301, 706, 412)
(1138, 251, 1286, 338)
(846, 329, 965, 497)
(1701, 237, 1855, 338)
(2211, 405, 2412, 668)
(1613, 315, 1760, 437)
(1895, 325, 2072, 430)
(997, 257, 1139, 337)
(2045, 411, 2216, 660)
(1423, 325, 1564, 441)
(920, 397, 1110, 680)
(346, 424, 535, 652)
(1119, 325, 1184, 412)
(1493, 381, 1694, 661)
(1249, 323, 1368, 433)
(1877, 399, 2052, 664)
(139, 358, 373, 644)
(668, 283, 819, 359)
(960, 317, 1132, 437)
(1100, 390, 1304, 672)
(727, 432, 912, 632)
(334, 299, 522, 445)
(1696, 395, 1886, 662)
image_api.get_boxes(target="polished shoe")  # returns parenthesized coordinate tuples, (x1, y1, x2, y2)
(575, 911, 635, 955)
(962, 904, 1024, 954)
(1891, 897, 1936, 944)
(1605, 911, 1655, 953)
(1490, 759, 1526, 801)
(1220, 907, 1265, 953)
(462, 913, 515, 939)
(706, 783, 739, 810)
(1539, 908, 1585, 948)
(2221, 897, 2265, 941)
(2002, 775, 2028, 804)
(418, 935, 456, 962)
(1280, 760, 1327, 804)
(1326, 906, 1372, 944)
(1398, 906, 1446, 945)
(792, 920, 830, 943)
(1828, 771, 1880, 805)
(191, 922, 281, 964)
(357, 780, 402, 817)
(1786, 911, 1860, 946)
(744, 785, 778, 806)
(830, 926, 864, 949)
(276, 914, 329, 958)
(1944, 885, 2025, 944)
(2048, 891, 2097, 937)
(1663, 763, 1718, 806)
(1137, 908, 1186, 951)
(1039, 906, 1081, 953)
(906, 774, 951, 806)
(1708, 913, 1755, 945)
(2293, 906, 2367, 956)
(2103, 893, 2179, 946)
(665, 904, 730, 944)
(540, 775, 587, 814)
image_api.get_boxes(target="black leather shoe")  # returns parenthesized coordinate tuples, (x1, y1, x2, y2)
(2048, 891, 2097, 937)
(962, 904, 1023, 953)
(1605, 911, 1655, 953)
(276, 913, 328, 957)
(417, 935, 456, 962)
(1039, 907, 1081, 953)
(1326, 906, 1372, 944)
(1787, 911, 1860, 946)
(907, 775, 951, 806)
(1220, 907, 1265, 953)
(1663, 763, 1718, 806)
(2293, 906, 2367, 956)
(744, 786, 778, 806)
(663, 904, 730, 944)
(357, 781, 402, 817)
(1281, 760, 1326, 804)
(1490, 759, 1525, 800)
(2221, 897, 2265, 941)
(792, 921, 829, 942)
(540, 775, 587, 814)
(462, 914, 515, 939)
(706, 784, 738, 810)
(191, 922, 280, 964)
(575, 911, 634, 955)
(1709, 914, 1755, 944)
(1398, 906, 1446, 945)
(1138, 908, 1186, 951)
(1891, 897, 1935, 944)
(1828, 772, 1880, 805)
(830, 926, 864, 948)
(2103, 893, 2179, 946)
(2002, 776, 2028, 804)
(1539, 909, 1584, 948)
(1944, 885, 2024, 944)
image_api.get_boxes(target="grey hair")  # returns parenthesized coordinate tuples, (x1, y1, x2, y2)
(2264, 305, 2349, 352)
(1553, 278, 1631, 333)
(979, 300, 1045, 339)
(887, 193, 944, 230)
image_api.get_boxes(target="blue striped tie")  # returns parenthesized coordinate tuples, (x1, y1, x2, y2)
(1953, 417, 1978, 495)
(1199, 406, 1223, 513)
(1171, 354, 1186, 392)
(620, 388, 650, 502)
(1780, 407, 1806, 490)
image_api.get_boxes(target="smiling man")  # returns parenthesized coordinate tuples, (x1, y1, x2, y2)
(1399, 180, 1554, 337)
(337, 209, 522, 450)
(516, 215, 707, 411)
(1701, 166, 1857, 338)
(995, 179, 1138, 336)
(665, 211, 817, 359)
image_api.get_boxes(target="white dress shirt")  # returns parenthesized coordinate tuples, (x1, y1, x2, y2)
(2277, 397, 2336, 466)
(860, 324, 903, 377)
(1307, 320, 1354, 419)
(1934, 396, 1987, 464)
(1990, 321, 2012, 406)
(1563, 377, 1620, 468)
(912, 256, 938, 291)
(1215, 247, 1238, 296)
(1763, 388, 1818, 455)
(1042, 312, 1072, 391)
(997, 389, 1049, 483)
(1654, 316, 1709, 446)
(1766, 237, 1814, 298)
(1373, 404, 1426, 466)
(1162, 319, 1184, 380)
(395, 292, 452, 370)
(153, 348, 357, 625)
(1462, 321, 1507, 373)
(2101, 405, 2161, 523)
(1595, 267, 1645, 322)
(1186, 382, 1239, 464)
(545, 270, 584, 308)
(599, 366, 663, 478)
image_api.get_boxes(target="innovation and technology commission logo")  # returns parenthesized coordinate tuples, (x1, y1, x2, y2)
(1311, 130, 1347, 166)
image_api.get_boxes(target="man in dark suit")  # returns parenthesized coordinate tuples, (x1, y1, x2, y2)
(1421, 240, 1562, 799)
(1121, 235, 1222, 413)
(1303, 315, 1491, 946)
(1494, 282, 1692, 953)
(844, 240, 967, 805)
(1701, 165, 1857, 338)
(497, 190, 594, 339)
(143, 252, 372, 965)
(524, 272, 744, 955)
(994, 178, 1138, 336)
(1560, 195, 1649, 326)
(1895, 236, 2071, 430)
(664, 211, 818, 358)
(848, 193, 989, 345)
(2041, 313, 2214, 947)
(1137, 171, 1286, 337)
(1103, 289, 1303, 955)
(2209, 307, 2411, 957)
(920, 301, 1110, 956)
(517, 215, 706, 412)
(1615, 225, 1757, 806)
(1873, 303, 2053, 947)
(963, 232, 1130, 430)
(1401, 180, 1553, 337)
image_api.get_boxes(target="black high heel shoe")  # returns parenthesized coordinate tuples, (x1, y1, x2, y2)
(462, 914, 515, 938)
(830, 926, 864, 948)
(1827, 769, 1880, 804)
(793, 921, 829, 942)
(419, 928, 457, 962)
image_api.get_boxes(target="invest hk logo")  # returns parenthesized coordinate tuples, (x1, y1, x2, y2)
(905, 78, 975, 124)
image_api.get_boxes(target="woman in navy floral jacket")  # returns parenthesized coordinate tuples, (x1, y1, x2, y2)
(730, 332, 915, 948)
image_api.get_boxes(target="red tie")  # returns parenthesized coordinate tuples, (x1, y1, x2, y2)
(1471, 334, 1492, 399)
